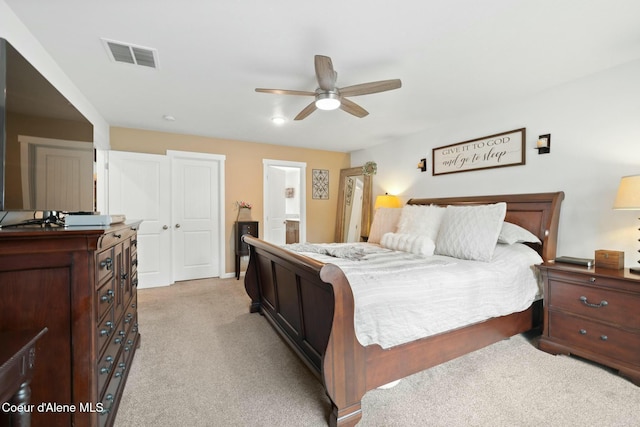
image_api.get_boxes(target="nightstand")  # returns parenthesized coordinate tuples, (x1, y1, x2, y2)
(235, 221, 259, 280)
(537, 262, 640, 386)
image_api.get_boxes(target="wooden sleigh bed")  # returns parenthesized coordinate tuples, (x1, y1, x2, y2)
(243, 192, 564, 426)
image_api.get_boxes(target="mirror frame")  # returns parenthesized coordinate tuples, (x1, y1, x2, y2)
(334, 166, 372, 242)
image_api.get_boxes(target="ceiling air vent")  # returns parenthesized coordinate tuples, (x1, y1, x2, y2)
(101, 38, 158, 69)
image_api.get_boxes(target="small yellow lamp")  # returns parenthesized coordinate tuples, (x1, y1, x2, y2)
(374, 193, 402, 210)
(613, 175, 640, 274)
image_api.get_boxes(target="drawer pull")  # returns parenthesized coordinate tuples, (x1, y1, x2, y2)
(589, 277, 596, 282)
(579, 329, 587, 335)
(600, 335, 608, 341)
(100, 258, 113, 270)
(100, 289, 114, 303)
(579, 296, 608, 308)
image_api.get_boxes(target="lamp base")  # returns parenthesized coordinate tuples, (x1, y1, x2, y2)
(630, 267, 640, 275)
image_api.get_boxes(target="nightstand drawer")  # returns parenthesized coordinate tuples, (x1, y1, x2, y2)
(547, 269, 631, 290)
(548, 280, 640, 330)
(549, 311, 640, 365)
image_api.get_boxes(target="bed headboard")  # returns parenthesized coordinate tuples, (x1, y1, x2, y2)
(406, 192, 564, 262)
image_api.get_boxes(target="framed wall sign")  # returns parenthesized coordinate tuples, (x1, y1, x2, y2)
(432, 128, 526, 176)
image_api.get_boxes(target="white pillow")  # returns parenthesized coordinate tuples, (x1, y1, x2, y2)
(380, 232, 436, 256)
(435, 202, 507, 262)
(368, 208, 402, 244)
(498, 222, 541, 245)
(396, 204, 445, 241)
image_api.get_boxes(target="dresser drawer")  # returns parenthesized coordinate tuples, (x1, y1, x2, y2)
(97, 248, 115, 285)
(96, 279, 115, 322)
(99, 350, 126, 427)
(97, 344, 117, 397)
(549, 311, 640, 365)
(548, 280, 640, 330)
(97, 308, 115, 355)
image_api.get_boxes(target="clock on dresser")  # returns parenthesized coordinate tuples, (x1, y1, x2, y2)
(537, 262, 640, 386)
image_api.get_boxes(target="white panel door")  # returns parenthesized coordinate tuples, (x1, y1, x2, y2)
(19, 136, 93, 212)
(171, 152, 222, 281)
(33, 145, 94, 211)
(266, 166, 287, 245)
(108, 151, 172, 288)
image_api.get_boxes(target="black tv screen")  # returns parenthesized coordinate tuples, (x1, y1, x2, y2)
(0, 38, 94, 213)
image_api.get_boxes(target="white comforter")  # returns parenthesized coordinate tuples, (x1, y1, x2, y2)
(286, 242, 542, 349)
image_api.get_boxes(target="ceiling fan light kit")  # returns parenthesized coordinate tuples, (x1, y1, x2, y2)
(255, 55, 401, 120)
(315, 92, 340, 110)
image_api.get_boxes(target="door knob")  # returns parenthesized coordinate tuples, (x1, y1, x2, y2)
(175, 224, 181, 228)
(162, 225, 168, 230)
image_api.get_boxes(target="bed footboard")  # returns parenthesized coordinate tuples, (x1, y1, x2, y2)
(244, 236, 366, 426)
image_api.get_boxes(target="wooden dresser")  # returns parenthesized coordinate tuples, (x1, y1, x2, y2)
(538, 262, 640, 386)
(0, 221, 141, 427)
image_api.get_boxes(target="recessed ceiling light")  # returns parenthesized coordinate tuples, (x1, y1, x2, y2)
(271, 116, 286, 125)
(163, 115, 176, 121)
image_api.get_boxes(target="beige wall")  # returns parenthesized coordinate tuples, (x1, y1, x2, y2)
(109, 127, 351, 275)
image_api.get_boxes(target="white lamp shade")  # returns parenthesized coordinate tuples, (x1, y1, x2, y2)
(613, 175, 640, 210)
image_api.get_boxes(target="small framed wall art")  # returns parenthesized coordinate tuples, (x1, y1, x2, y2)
(312, 169, 329, 199)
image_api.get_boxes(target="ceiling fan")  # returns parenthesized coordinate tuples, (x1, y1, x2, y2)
(255, 55, 401, 120)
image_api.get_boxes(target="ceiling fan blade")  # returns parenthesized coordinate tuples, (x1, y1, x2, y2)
(315, 55, 337, 91)
(255, 88, 315, 96)
(340, 98, 369, 118)
(339, 79, 402, 97)
(294, 101, 318, 120)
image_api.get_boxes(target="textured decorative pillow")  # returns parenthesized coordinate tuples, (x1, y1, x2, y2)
(380, 232, 436, 256)
(368, 208, 402, 244)
(498, 222, 541, 245)
(435, 202, 507, 262)
(396, 204, 446, 241)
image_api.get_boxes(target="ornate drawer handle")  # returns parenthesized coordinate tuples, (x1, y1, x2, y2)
(100, 258, 113, 270)
(600, 335, 608, 341)
(579, 329, 587, 335)
(100, 289, 114, 303)
(579, 296, 608, 308)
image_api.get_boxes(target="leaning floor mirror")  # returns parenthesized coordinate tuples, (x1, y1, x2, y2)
(335, 165, 373, 242)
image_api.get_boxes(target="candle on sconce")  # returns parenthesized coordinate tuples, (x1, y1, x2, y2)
(536, 138, 548, 148)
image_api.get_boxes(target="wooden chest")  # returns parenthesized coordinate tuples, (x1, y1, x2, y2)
(595, 250, 624, 270)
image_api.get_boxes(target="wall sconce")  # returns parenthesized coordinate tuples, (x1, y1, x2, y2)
(374, 193, 402, 209)
(536, 134, 551, 154)
(417, 158, 427, 172)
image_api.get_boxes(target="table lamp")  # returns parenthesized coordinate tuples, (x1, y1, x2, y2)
(374, 193, 402, 210)
(613, 175, 640, 274)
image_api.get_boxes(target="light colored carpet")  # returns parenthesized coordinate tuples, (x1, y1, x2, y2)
(115, 278, 640, 427)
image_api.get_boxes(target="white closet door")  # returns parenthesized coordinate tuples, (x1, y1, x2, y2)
(108, 151, 172, 288)
(170, 152, 223, 281)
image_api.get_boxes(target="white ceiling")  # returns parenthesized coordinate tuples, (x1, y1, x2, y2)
(5, 0, 640, 153)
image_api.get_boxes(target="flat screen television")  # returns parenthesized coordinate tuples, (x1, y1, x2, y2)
(0, 38, 94, 220)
